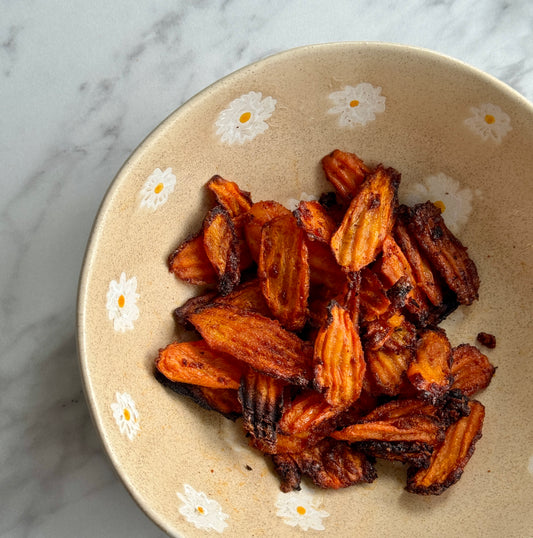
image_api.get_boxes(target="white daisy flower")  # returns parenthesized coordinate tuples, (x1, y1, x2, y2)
(177, 484, 229, 533)
(284, 191, 318, 211)
(464, 103, 511, 143)
(111, 391, 140, 441)
(215, 91, 277, 144)
(139, 167, 176, 210)
(106, 272, 140, 332)
(275, 484, 329, 531)
(328, 83, 386, 127)
(400, 172, 473, 235)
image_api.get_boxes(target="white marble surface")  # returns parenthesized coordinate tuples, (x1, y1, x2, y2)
(1, 1, 532, 536)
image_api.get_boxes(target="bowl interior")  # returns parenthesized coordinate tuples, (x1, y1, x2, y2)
(78, 43, 533, 537)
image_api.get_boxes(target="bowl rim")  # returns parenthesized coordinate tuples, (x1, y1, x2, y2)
(76, 40, 533, 535)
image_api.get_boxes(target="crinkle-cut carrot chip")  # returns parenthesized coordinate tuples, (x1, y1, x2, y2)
(188, 304, 313, 386)
(331, 165, 400, 273)
(403, 201, 480, 305)
(239, 368, 287, 452)
(313, 301, 365, 408)
(451, 344, 496, 397)
(243, 200, 291, 263)
(206, 175, 253, 218)
(168, 231, 217, 285)
(259, 213, 310, 331)
(407, 327, 453, 403)
(203, 205, 240, 295)
(321, 149, 371, 202)
(406, 400, 485, 495)
(155, 339, 244, 390)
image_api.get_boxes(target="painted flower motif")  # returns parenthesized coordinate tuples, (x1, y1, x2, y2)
(106, 272, 140, 332)
(328, 83, 386, 127)
(215, 91, 277, 144)
(400, 172, 474, 235)
(139, 167, 176, 210)
(111, 391, 140, 440)
(464, 103, 511, 143)
(285, 191, 318, 211)
(177, 484, 229, 533)
(275, 485, 329, 531)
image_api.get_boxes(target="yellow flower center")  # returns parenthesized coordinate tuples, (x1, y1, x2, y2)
(154, 182, 164, 194)
(434, 200, 446, 212)
(197, 506, 205, 514)
(123, 408, 131, 421)
(484, 114, 495, 124)
(349, 100, 359, 108)
(239, 111, 251, 123)
(118, 294, 125, 308)
(296, 506, 306, 515)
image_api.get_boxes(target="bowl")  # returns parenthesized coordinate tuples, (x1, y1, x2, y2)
(77, 42, 533, 537)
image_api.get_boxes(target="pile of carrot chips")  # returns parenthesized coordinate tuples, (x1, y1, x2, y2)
(155, 150, 495, 495)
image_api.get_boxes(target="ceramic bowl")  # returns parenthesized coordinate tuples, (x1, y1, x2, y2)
(77, 42, 533, 537)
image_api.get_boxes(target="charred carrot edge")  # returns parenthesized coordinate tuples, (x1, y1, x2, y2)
(155, 339, 244, 390)
(258, 213, 310, 331)
(294, 200, 337, 243)
(168, 231, 217, 285)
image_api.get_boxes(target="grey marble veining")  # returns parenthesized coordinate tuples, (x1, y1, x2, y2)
(1, 1, 532, 536)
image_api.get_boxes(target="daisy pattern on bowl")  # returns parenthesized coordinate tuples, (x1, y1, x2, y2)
(400, 172, 474, 235)
(285, 191, 318, 211)
(275, 485, 329, 531)
(177, 484, 229, 533)
(106, 272, 140, 332)
(139, 167, 177, 210)
(215, 91, 277, 145)
(110, 391, 140, 441)
(464, 103, 511, 143)
(328, 83, 386, 127)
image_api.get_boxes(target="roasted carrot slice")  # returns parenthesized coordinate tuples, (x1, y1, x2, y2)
(359, 267, 391, 322)
(258, 213, 310, 331)
(173, 291, 218, 329)
(451, 344, 496, 397)
(168, 232, 217, 285)
(206, 175, 253, 218)
(307, 240, 346, 290)
(271, 453, 302, 492)
(404, 202, 479, 305)
(155, 339, 244, 389)
(313, 301, 365, 408)
(406, 400, 485, 495)
(239, 368, 287, 452)
(365, 320, 416, 396)
(243, 200, 291, 263)
(202, 205, 240, 295)
(394, 212, 444, 307)
(154, 369, 241, 420)
(294, 200, 337, 243)
(330, 165, 400, 272)
(332, 414, 444, 445)
(321, 149, 371, 202)
(407, 328, 453, 403)
(189, 304, 313, 386)
(295, 438, 377, 490)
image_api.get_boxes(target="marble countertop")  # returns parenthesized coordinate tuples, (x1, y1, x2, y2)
(1, 1, 532, 536)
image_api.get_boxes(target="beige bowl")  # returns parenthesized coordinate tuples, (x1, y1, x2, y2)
(77, 42, 533, 537)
